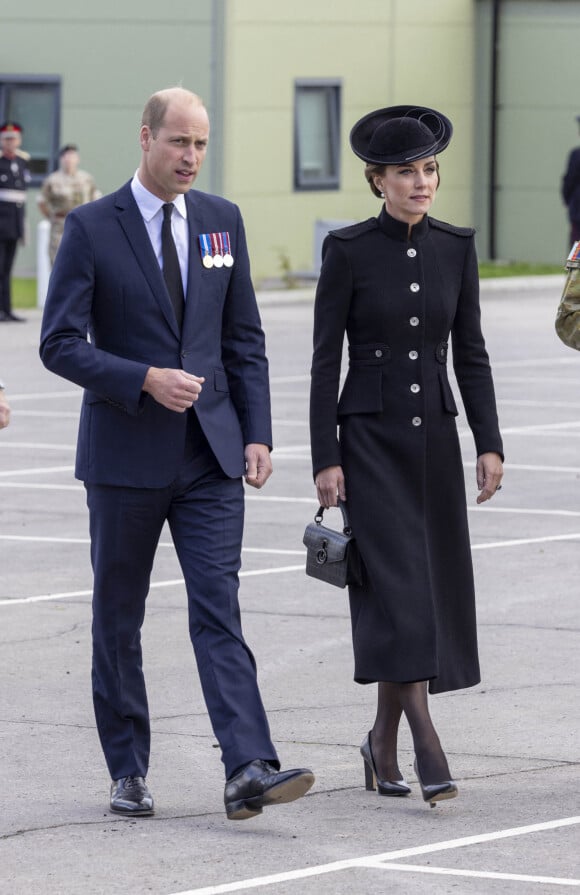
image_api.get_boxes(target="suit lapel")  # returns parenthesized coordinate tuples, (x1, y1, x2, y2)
(182, 191, 204, 333)
(115, 182, 180, 339)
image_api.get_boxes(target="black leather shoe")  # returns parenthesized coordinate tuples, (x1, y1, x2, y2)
(414, 758, 458, 808)
(110, 776, 154, 816)
(2, 312, 26, 322)
(224, 759, 315, 820)
(361, 732, 411, 796)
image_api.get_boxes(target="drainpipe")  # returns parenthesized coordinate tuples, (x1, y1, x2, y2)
(489, 0, 501, 260)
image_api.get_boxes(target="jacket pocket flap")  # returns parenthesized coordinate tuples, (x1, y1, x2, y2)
(214, 369, 229, 392)
(348, 343, 391, 365)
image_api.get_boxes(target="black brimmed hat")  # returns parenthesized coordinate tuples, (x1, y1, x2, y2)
(349, 105, 453, 165)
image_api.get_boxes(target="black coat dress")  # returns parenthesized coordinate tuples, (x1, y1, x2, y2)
(309, 208, 503, 694)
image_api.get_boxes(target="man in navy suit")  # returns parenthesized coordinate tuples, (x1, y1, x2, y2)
(40, 87, 313, 820)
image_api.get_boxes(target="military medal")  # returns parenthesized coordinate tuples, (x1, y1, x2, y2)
(211, 232, 223, 268)
(198, 233, 213, 268)
(222, 231, 234, 267)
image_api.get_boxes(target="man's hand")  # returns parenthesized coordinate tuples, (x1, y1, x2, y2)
(143, 367, 204, 412)
(244, 443, 272, 489)
(0, 392, 10, 430)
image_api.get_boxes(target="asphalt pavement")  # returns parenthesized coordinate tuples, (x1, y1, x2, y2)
(0, 277, 579, 894)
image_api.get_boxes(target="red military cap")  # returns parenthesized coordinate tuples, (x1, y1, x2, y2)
(0, 122, 23, 135)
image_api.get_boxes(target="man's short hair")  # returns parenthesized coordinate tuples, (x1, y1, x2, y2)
(141, 88, 205, 137)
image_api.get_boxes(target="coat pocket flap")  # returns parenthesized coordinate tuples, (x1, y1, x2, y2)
(348, 343, 391, 365)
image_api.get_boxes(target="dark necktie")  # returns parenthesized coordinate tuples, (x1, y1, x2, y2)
(161, 203, 185, 328)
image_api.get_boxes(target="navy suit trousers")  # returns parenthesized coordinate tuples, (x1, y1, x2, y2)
(85, 412, 278, 780)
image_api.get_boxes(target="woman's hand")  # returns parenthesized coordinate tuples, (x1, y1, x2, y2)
(476, 452, 504, 504)
(315, 465, 346, 508)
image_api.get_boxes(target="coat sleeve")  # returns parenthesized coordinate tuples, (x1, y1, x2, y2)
(451, 237, 504, 459)
(39, 211, 150, 415)
(309, 236, 352, 477)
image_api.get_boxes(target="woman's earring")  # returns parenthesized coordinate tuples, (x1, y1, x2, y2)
(380, 191, 385, 198)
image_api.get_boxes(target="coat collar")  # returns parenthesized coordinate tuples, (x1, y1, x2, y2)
(377, 206, 429, 242)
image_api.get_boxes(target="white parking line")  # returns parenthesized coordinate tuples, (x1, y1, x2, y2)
(0, 565, 305, 607)
(167, 816, 580, 895)
(0, 465, 74, 477)
(368, 862, 580, 886)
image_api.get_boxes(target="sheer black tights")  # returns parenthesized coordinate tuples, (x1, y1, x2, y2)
(370, 681, 451, 784)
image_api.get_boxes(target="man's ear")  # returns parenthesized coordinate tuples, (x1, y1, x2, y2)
(140, 126, 152, 152)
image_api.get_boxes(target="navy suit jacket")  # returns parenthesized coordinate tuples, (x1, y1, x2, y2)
(40, 182, 272, 487)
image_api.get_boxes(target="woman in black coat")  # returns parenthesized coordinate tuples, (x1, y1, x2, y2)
(309, 105, 504, 807)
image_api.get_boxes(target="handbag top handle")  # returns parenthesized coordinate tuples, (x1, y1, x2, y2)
(314, 499, 352, 535)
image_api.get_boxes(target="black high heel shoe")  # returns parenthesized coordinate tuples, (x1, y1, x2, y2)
(360, 732, 411, 796)
(413, 758, 458, 808)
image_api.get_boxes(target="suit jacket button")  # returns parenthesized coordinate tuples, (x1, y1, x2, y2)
(410, 383, 421, 393)
(410, 282, 420, 293)
(409, 350, 419, 360)
(375, 349, 383, 358)
(412, 416, 422, 427)
(407, 248, 417, 258)
(410, 316, 420, 326)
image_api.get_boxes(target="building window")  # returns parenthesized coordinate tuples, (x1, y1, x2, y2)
(0, 76, 61, 186)
(294, 80, 341, 191)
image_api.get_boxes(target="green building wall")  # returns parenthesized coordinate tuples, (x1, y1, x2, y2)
(3, 0, 579, 284)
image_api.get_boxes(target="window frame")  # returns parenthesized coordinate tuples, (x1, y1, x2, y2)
(293, 78, 341, 192)
(0, 74, 61, 186)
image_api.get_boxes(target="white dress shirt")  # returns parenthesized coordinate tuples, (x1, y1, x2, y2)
(131, 172, 189, 296)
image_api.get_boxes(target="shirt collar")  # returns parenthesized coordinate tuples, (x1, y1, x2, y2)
(131, 172, 188, 223)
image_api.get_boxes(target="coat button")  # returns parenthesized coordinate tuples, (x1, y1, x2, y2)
(410, 383, 421, 393)
(407, 248, 417, 258)
(410, 282, 420, 292)
(412, 416, 422, 427)
(375, 349, 383, 357)
(409, 350, 418, 360)
(409, 316, 420, 326)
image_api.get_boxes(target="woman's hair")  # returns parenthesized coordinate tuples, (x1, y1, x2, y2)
(364, 160, 441, 198)
(364, 163, 387, 198)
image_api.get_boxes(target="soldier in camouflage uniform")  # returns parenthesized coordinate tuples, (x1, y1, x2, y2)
(38, 144, 101, 265)
(0, 121, 30, 322)
(556, 242, 580, 351)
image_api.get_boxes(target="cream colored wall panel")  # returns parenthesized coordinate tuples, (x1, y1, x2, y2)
(390, 25, 473, 105)
(229, 0, 394, 25)
(227, 25, 393, 108)
(393, 0, 473, 25)
(223, 111, 292, 197)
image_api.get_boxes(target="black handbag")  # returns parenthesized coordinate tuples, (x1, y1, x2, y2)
(303, 500, 363, 588)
